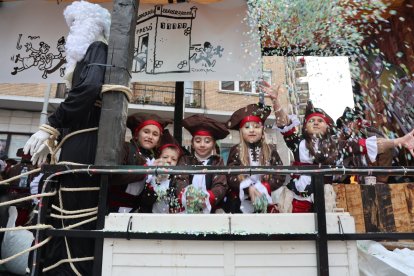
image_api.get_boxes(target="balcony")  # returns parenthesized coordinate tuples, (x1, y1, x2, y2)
(131, 83, 202, 108)
(294, 68, 307, 78)
(296, 82, 309, 91)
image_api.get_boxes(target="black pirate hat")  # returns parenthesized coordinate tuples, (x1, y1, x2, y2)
(303, 100, 334, 127)
(127, 113, 172, 137)
(183, 114, 229, 140)
(158, 129, 182, 157)
(336, 107, 365, 129)
(226, 103, 271, 130)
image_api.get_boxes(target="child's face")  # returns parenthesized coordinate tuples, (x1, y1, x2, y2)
(305, 116, 328, 137)
(192, 135, 215, 159)
(240, 121, 263, 144)
(137, 125, 161, 150)
(159, 147, 179, 166)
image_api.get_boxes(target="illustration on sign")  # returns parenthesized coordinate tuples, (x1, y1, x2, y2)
(10, 34, 66, 79)
(133, 5, 224, 75)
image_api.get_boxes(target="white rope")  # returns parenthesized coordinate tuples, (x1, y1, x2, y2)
(39, 124, 60, 137)
(49, 128, 98, 165)
(0, 168, 41, 185)
(101, 84, 133, 102)
(0, 224, 52, 232)
(62, 216, 97, 230)
(51, 204, 98, 215)
(58, 189, 82, 275)
(42, 257, 94, 273)
(0, 191, 56, 207)
(50, 210, 97, 220)
(60, 186, 100, 192)
(0, 236, 52, 265)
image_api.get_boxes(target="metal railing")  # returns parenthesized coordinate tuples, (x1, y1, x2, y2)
(30, 165, 414, 276)
(131, 83, 202, 108)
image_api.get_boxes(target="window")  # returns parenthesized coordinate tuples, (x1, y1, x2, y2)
(0, 133, 31, 160)
(220, 71, 272, 93)
(220, 81, 253, 93)
(0, 134, 7, 159)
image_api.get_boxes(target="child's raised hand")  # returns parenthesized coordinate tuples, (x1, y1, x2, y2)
(259, 81, 283, 102)
(396, 129, 414, 156)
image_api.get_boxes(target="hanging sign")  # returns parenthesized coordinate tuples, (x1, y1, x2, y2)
(0, 0, 260, 83)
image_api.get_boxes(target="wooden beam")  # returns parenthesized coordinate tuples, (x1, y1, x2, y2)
(95, 0, 138, 166)
(93, 0, 138, 275)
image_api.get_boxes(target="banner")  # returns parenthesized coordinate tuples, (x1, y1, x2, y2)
(0, 0, 260, 83)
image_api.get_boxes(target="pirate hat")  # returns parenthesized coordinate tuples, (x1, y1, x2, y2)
(158, 129, 182, 157)
(127, 113, 172, 138)
(226, 103, 271, 130)
(183, 115, 229, 140)
(16, 148, 32, 161)
(336, 107, 365, 129)
(303, 100, 334, 127)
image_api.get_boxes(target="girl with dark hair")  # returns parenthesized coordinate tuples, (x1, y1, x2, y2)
(174, 114, 229, 214)
(109, 113, 172, 213)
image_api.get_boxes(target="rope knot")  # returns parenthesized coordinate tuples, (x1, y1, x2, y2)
(101, 84, 133, 102)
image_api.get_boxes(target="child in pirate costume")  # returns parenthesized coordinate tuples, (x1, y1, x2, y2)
(225, 104, 285, 214)
(263, 82, 414, 212)
(174, 115, 229, 214)
(146, 129, 182, 213)
(109, 113, 172, 213)
(276, 100, 338, 213)
(336, 107, 394, 183)
(22, 1, 110, 274)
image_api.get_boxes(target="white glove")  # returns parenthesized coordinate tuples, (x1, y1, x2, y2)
(24, 130, 50, 155)
(31, 144, 50, 166)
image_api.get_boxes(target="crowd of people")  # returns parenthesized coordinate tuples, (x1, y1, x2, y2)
(99, 91, 414, 215)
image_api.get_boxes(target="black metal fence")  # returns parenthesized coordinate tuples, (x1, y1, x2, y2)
(32, 165, 414, 276)
(131, 83, 202, 108)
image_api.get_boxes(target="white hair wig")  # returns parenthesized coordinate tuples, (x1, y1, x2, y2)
(63, 1, 111, 78)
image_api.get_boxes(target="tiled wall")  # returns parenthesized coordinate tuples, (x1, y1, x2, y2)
(204, 56, 288, 112)
(0, 84, 58, 98)
(0, 109, 40, 134)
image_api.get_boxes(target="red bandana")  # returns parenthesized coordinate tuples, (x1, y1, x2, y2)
(239, 115, 262, 128)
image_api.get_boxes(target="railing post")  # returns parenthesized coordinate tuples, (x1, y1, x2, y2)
(92, 175, 109, 276)
(174, 81, 184, 145)
(30, 172, 53, 276)
(313, 174, 329, 276)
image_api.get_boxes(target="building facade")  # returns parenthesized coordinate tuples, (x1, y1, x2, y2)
(0, 56, 293, 164)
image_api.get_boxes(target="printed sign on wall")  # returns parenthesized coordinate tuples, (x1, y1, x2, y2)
(0, 0, 260, 83)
